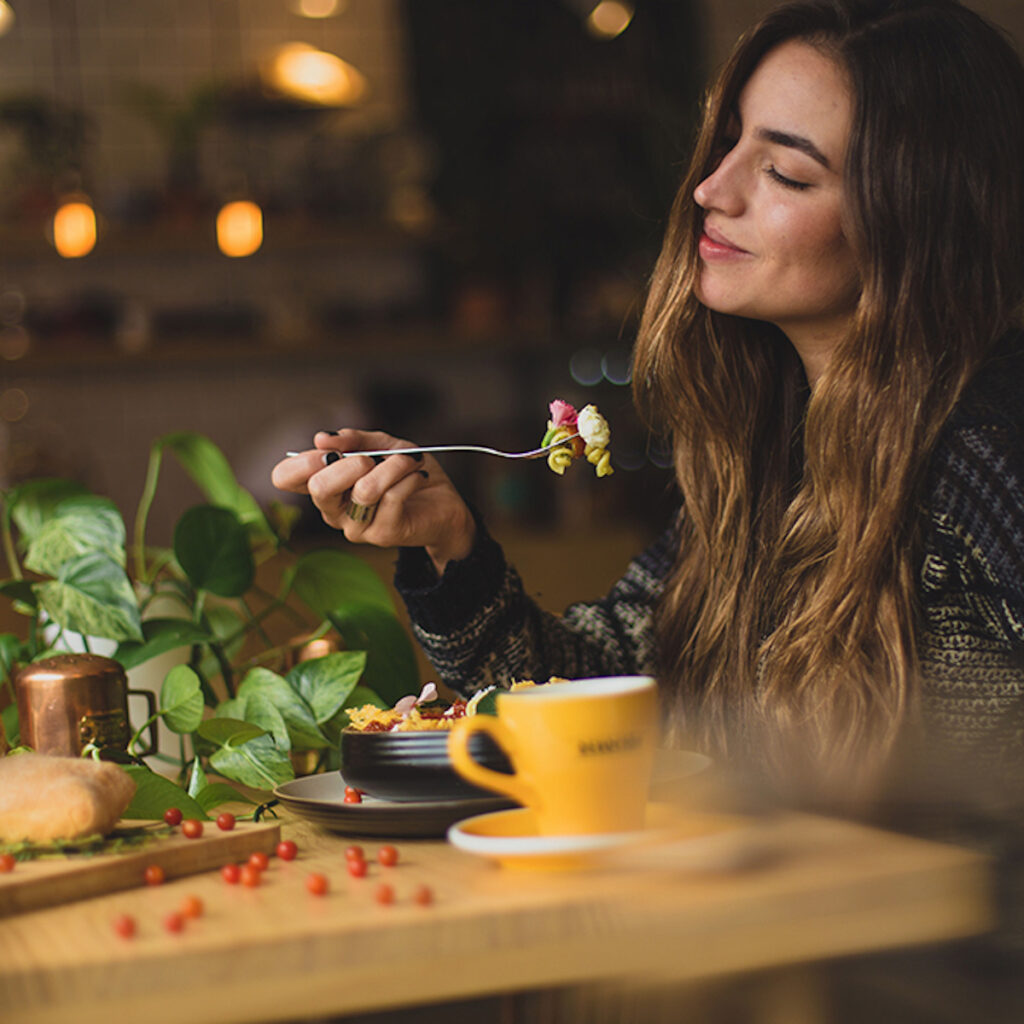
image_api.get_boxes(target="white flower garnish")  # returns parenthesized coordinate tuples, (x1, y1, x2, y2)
(393, 681, 437, 719)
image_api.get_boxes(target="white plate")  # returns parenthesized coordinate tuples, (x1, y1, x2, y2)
(273, 773, 514, 839)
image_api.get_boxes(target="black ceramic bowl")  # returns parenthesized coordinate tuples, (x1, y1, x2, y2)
(339, 727, 514, 803)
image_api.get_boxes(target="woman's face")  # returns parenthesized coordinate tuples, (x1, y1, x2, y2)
(694, 40, 860, 380)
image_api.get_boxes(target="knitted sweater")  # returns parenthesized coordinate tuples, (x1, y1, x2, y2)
(395, 332, 1024, 776)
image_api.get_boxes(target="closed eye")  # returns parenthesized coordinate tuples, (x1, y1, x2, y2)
(766, 165, 811, 191)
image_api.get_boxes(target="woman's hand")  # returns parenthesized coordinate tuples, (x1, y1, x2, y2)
(271, 429, 476, 575)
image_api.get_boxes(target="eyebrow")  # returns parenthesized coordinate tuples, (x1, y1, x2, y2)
(754, 127, 831, 169)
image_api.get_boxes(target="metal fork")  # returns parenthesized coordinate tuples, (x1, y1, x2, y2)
(286, 434, 580, 461)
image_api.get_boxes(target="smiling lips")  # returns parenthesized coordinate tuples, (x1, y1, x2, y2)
(699, 223, 751, 260)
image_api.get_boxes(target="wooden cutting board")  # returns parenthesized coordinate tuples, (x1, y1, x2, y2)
(0, 819, 280, 917)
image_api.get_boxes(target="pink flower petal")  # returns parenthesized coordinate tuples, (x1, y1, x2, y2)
(548, 399, 577, 428)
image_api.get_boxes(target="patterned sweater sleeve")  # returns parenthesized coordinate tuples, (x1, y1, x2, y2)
(394, 514, 674, 696)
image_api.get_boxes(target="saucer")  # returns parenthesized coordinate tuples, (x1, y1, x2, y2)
(273, 773, 514, 839)
(447, 802, 751, 871)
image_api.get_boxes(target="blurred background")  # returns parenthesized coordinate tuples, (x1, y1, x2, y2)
(0, 0, 1020, 611)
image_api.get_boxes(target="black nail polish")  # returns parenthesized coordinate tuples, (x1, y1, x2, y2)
(404, 451, 424, 462)
(372, 455, 385, 465)
(323, 451, 340, 465)
(318, 429, 339, 436)
(418, 469, 429, 479)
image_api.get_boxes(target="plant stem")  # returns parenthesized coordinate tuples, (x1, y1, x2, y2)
(133, 444, 164, 584)
(208, 641, 235, 698)
(0, 495, 22, 581)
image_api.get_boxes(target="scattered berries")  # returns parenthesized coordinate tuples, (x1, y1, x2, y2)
(248, 851, 270, 871)
(344, 845, 364, 862)
(0, 853, 16, 872)
(112, 913, 137, 938)
(347, 856, 368, 878)
(180, 894, 204, 919)
(216, 812, 236, 831)
(163, 911, 185, 934)
(343, 789, 362, 804)
(374, 882, 395, 905)
(181, 819, 203, 840)
(143, 864, 166, 886)
(240, 864, 262, 887)
(163, 807, 183, 827)
(377, 845, 399, 868)
(413, 884, 434, 907)
(306, 872, 329, 896)
(221, 863, 241, 885)
(276, 839, 298, 861)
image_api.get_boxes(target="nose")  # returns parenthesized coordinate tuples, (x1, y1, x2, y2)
(693, 150, 745, 215)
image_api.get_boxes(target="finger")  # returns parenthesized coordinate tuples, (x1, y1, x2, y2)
(314, 428, 414, 455)
(343, 466, 430, 543)
(271, 450, 324, 494)
(348, 452, 430, 506)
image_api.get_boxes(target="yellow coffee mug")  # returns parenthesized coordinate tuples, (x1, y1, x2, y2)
(448, 676, 659, 836)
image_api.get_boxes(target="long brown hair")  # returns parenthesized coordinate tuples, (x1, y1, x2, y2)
(633, 0, 1024, 792)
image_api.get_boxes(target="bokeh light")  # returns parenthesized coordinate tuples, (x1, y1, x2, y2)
(216, 201, 263, 258)
(52, 200, 97, 258)
(586, 1, 634, 40)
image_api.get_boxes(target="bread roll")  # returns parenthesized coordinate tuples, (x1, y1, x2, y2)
(0, 753, 136, 842)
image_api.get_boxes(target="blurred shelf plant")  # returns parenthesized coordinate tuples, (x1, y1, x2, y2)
(0, 431, 418, 820)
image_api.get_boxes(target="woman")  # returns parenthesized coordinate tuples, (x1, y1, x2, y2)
(273, 0, 1024, 800)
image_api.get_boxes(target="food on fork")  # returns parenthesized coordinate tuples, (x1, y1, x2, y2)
(0, 753, 136, 842)
(542, 400, 613, 477)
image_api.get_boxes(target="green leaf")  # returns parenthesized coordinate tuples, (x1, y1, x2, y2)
(328, 602, 418, 706)
(197, 716, 267, 747)
(154, 432, 273, 542)
(210, 734, 294, 790)
(195, 782, 255, 813)
(0, 580, 36, 608)
(237, 667, 327, 749)
(33, 552, 143, 642)
(159, 665, 204, 733)
(286, 650, 366, 725)
(173, 505, 254, 598)
(119, 765, 210, 821)
(241, 692, 292, 752)
(6, 479, 90, 543)
(114, 618, 211, 672)
(0, 632, 24, 678)
(1, 702, 19, 746)
(286, 548, 394, 617)
(187, 757, 208, 800)
(24, 496, 126, 577)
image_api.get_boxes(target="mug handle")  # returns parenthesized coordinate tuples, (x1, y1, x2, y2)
(448, 717, 534, 807)
(128, 689, 159, 758)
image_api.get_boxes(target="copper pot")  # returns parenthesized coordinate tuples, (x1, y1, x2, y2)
(15, 653, 158, 758)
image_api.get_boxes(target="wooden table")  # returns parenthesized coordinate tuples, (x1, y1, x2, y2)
(0, 809, 991, 1024)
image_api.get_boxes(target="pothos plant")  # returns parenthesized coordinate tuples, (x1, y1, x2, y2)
(0, 431, 420, 821)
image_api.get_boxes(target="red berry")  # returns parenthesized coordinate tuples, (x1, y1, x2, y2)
(180, 894, 204, 919)
(377, 845, 399, 867)
(347, 856, 368, 878)
(343, 790, 362, 804)
(163, 911, 185, 933)
(163, 807, 183, 826)
(221, 862, 241, 884)
(306, 872, 329, 896)
(248, 851, 270, 871)
(344, 785, 362, 798)
(0, 853, 16, 872)
(413, 884, 434, 906)
(143, 864, 166, 886)
(344, 844, 364, 861)
(276, 839, 298, 861)
(112, 913, 136, 938)
(216, 812, 236, 831)
(181, 819, 203, 839)
(240, 864, 262, 887)
(374, 882, 395, 905)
